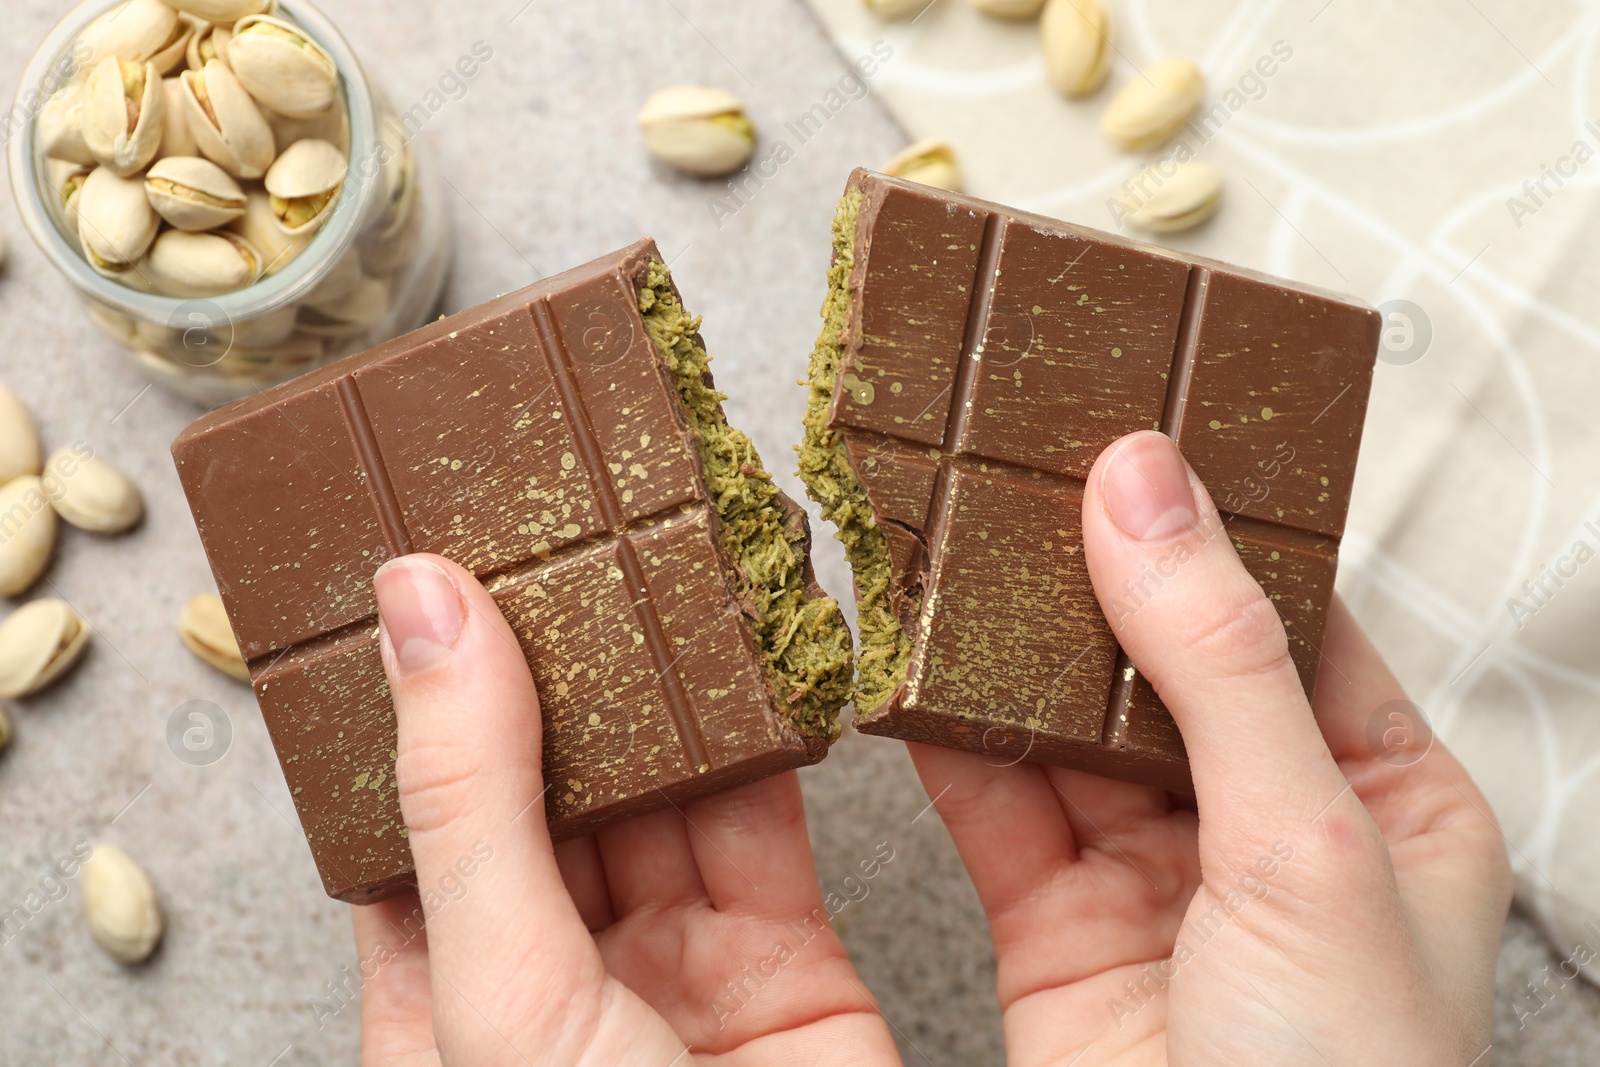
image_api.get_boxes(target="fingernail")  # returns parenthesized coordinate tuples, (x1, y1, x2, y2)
(1102, 432, 1198, 541)
(374, 558, 465, 675)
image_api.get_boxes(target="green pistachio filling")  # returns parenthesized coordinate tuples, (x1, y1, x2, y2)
(796, 186, 913, 714)
(639, 259, 854, 742)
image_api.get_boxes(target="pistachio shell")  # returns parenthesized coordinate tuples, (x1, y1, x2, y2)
(264, 138, 345, 235)
(637, 86, 755, 177)
(38, 86, 95, 166)
(186, 22, 232, 71)
(228, 15, 339, 119)
(77, 0, 181, 67)
(45, 161, 93, 242)
(0, 599, 91, 698)
(82, 57, 166, 177)
(265, 99, 349, 154)
(1120, 160, 1223, 233)
(214, 333, 324, 377)
(144, 229, 263, 297)
(86, 303, 139, 346)
(43, 450, 144, 534)
(230, 190, 310, 275)
(0, 387, 42, 484)
(1102, 58, 1205, 152)
(181, 60, 276, 179)
(864, 0, 936, 17)
(178, 594, 249, 682)
(1041, 0, 1114, 98)
(299, 249, 363, 312)
(0, 477, 58, 597)
(146, 155, 247, 231)
(151, 16, 199, 74)
(973, 0, 1045, 17)
(883, 139, 963, 191)
(297, 275, 388, 337)
(155, 77, 198, 160)
(166, 0, 269, 19)
(82, 844, 164, 965)
(229, 303, 300, 348)
(76, 168, 160, 276)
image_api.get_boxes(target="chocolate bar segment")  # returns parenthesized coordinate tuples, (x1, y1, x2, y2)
(175, 241, 853, 902)
(801, 171, 1380, 791)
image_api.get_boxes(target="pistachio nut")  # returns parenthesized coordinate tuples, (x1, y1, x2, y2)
(265, 97, 350, 155)
(0, 386, 42, 485)
(181, 59, 277, 179)
(214, 333, 324, 379)
(47, 161, 94, 238)
(77, 0, 181, 67)
(299, 250, 363, 312)
(228, 15, 339, 119)
(1118, 159, 1222, 233)
(86, 303, 139, 347)
(883, 139, 963, 191)
(230, 190, 310, 275)
(298, 275, 388, 337)
(0, 477, 58, 597)
(1102, 58, 1205, 152)
(38, 85, 95, 166)
(864, 0, 936, 18)
(145, 155, 247, 231)
(1041, 0, 1114, 98)
(637, 86, 756, 177)
(0, 599, 91, 699)
(166, 0, 270, 19)
(43, 450, 144, 535)
(155, 77, 199, 160)
(82, 57, 166, 177)
(76, 167, 160, 277)
(229, 303, 300, 348)
(187, 22, 233, 71)
(144, 229, 263, 297)
(263, 137, 345, 236)
(82, 844, 164, 965)
(178, 594, 249, 682)
(973, 0, 1045, 17)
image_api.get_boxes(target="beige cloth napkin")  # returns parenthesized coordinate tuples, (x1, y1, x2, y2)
(804, 0, 1600, 983)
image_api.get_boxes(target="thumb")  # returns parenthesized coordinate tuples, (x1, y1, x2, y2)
(1081, 431, 1354, 852)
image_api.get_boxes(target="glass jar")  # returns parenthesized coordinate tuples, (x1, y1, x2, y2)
(6, 0, 450, 407)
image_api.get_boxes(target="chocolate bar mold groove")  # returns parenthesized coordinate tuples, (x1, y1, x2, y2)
(530, 295, 714, 775)
(336, 377, 415, 558)
(1160, 266, 1212, 440)
(946, 213, 1008, 454)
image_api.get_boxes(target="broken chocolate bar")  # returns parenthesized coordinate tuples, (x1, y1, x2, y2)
(799, 170, 1381, 791)
(174, 241, 853, 903)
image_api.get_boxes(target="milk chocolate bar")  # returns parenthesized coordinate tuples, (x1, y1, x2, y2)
(799, 170, 1381, 791)
(174, 241, 853, 902)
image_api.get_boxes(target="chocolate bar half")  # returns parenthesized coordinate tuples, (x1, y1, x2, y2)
(799, 170, 1381, 791)
(174, 241, 853, 902)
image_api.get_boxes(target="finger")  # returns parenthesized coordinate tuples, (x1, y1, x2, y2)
(596, 807, 706, 916)
(376, 555, 597, 998)
(678, 772, 824, 919)
(1081, 432, 1355, 849)
(1041, 765, 1174, 845)
(352, 894, 440, 1067)
(553, 835, 614, 931)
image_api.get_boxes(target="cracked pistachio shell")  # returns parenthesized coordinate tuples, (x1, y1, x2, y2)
(299, 250, 363, 313)
(186, 22, 233, 71)
(1042, 0, 1113, 98)
(38, 85, 95, 166)
(0, 387, 42, 485)
(264, 138, 345, 236)
(46, 160, 93, 239)
(43, 450, 144, 534)
(1120, 160, 1223, 233)
(166, 0, 269, 19)
(77, 167, 160, 276)
(637, 86, 755, 177)
(82, 844, 164, 965)
(1102, 58, 1205, 151)
(0, 477, 58, 597)
(266, 99, 349, 155)
(77, 0, 180, 67)
(974, 0, 1045, 17)
(181, 60, 276, 179)
(229, 303, 300, 348)
(178, 594, 248, 682)
(864, 0, 935, 17)
(297, 275, 388, 337)
(82, 57, 166, 177)
(228, 15, 339, 119)
(884, 139, 963, 191)
(155, 77, 198, 160)
(230, 190, 310, 274)
(0, 599, 90, 698)
(144, 229, 263, 297)
(146, 155, 247, 231)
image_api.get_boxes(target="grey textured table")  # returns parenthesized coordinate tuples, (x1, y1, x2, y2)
(0, 1, 1595, 1063)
